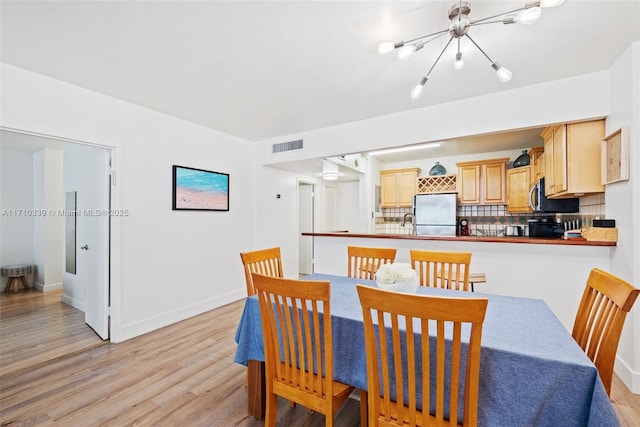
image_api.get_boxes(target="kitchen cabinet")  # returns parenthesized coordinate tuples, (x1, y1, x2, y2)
(529, 146, 544, 185)
(380, 168, 420, 207)
(456, 158, 509, 205)
(507, 165, 532, 213)
(542, 119, 605, 198)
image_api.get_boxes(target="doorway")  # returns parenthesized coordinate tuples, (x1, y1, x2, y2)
(0, 128, 112, 340)
(298, 182, 314, 275)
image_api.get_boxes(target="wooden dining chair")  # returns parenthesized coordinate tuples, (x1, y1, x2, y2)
(252, 272, 357, 427)
(347, 245, 397, 280)
(357, 285, 488, 427)
(571, 268, 639, 396)
(410, 249, 472, 291)
(240, 247, 283, 296)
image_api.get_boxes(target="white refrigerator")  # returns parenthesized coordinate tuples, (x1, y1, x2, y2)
(413, 193, 458, 236)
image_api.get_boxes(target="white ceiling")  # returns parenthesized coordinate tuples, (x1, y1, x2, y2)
(1, 1, 638, 173)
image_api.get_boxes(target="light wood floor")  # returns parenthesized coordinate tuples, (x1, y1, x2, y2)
(1, 289, 638, 426)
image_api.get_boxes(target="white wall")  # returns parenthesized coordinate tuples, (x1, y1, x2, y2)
(0, 148, 34, 287)
(32, 148, 63, 290)
(606, 41, 640, 393)
(1, 62, 254, 342)
(258, 71, 609, 165)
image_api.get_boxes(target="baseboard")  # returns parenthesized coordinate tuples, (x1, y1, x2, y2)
(112, 290, 246, 343)
(615, 355, 640, 394)
(61, 293, 86, 312)
(32, 281, 63, 292)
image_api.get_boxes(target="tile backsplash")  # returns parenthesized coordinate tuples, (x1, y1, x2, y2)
(376, 194, 605, 236)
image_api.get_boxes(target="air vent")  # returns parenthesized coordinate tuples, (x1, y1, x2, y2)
(272, 139, 303, 153)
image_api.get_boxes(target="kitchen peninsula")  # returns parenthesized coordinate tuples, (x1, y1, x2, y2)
(302, 231, 614, 331)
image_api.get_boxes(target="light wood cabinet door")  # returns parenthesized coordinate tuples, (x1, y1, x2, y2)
(397, 171, 418, 206)
(541, 120, 605, 198)
(543, 128, 555, 195)
(457, 164, 481, 204)
(456, 158, 508, 205)
(507, 166, 533, 213)
(380, 172, 398, 207)
(529, 146, 544, 186)
(380, 168, 420, 208)
(565, 120, 605, 195)
(551, 125, 567, 194)
(483, 162, 507, 204)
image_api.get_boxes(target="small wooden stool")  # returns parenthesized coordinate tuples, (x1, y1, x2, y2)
(1, 264, 33, 293)
(469, 272, 486, 292)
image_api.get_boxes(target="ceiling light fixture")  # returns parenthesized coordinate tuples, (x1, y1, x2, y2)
(369, 142, 441, 156)
(322, 160, 340, 180)
(378, 0, 564, 99)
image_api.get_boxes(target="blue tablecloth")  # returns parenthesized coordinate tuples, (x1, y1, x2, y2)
(234, 274, 619, 427)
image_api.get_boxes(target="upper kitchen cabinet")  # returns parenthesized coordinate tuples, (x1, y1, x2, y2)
(542, 119, 605, 198)
(529, 146, 545, 185)
(456, 158, 509, 205)
(380, 167, 421, 208)
(507, 165, 532, 213)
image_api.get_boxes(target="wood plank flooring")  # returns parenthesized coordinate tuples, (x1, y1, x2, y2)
(1, 290, 638, 426)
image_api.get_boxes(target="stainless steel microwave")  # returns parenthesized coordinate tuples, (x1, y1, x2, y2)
(528, 178, 579, 213)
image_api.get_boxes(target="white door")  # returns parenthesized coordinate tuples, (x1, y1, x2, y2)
(324, 185, 339, 231)
(339, 181, 360, 233)
(298, 183, 314, 275)
(68, 145, 110, 339)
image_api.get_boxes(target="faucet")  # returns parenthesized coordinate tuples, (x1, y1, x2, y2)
(402, 213, 414, 227)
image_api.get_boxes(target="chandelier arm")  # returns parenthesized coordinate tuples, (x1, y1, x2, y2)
(464, 34, 496, 64)
(469, 2, 540, 25)
(469, 19, 512, 26)
(405, 27, 451, 45)
(423, 36, 454, 79)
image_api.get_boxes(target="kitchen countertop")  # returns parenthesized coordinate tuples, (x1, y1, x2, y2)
(301, 232, 616, 246)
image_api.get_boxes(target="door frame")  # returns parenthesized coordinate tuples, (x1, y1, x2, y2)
(297, 180, 315, 275)
(1, 126, 119, 342)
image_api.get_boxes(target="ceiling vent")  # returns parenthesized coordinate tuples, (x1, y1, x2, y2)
(272, 139, 303, 154)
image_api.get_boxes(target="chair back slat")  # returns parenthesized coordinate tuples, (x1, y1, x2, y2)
(357, 285, 488, 427)
(348, 246, 397, 280)
(571, 268, 639, 396)
(240, 247, 283, 296)
(410, 250, 472, 291)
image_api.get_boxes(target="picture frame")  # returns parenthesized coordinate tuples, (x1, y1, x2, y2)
(172, 165, 229, 211)
(601, 127, 629, 185)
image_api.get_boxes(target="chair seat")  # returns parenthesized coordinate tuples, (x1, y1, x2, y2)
(273, 363, 354, 405)
(370, 395, 463, 427)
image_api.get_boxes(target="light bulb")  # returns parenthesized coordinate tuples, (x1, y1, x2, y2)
(514, 7, 541, 24)
(410, 84, 423, 99)
(410, 77, 428, 99)
(496, 66, 512, 83)
(539, 0, 564, 8)
(378, 42, 395, 55)
(454, 52, 464, 70)
(398, 44, 417, 61)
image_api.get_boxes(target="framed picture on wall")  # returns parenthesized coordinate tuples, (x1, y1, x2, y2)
(172, 165, 229, 211)
(601, 127, 629, 185)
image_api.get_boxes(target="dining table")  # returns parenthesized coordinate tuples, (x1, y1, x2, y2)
(234, 273, 620, 427)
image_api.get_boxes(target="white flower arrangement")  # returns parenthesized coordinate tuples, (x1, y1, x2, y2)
(375, 262, 417, 285)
